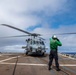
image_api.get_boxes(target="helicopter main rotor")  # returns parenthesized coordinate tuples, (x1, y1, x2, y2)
(0, 24, 76, 39)
(1, 24, 41, 37)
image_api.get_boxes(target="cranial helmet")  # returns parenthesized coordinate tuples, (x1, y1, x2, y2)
(52, 35, 57, 39)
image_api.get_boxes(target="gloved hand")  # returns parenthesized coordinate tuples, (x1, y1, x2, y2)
(56, 38, 60, 41)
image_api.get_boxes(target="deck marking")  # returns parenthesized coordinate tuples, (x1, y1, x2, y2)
(0, 55, 2, 56)
(0, 56, 20, 62)
(0, 62, 47, 66)
(0, 62, 76, 67)
(60, 64, 76, 66)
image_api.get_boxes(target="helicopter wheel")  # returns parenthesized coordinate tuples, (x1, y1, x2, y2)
(26, 51, 29, 55)
(42, 52, 45, 56)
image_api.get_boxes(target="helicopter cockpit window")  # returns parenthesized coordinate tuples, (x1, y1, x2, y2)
(26, 38, 32, 44)
(42, 41, 44, 45)
(33, 40, 35, 44)
(26, 39, 28, 42)
(36, 41, 39, 44)
(30, 40, 34, 44)
(28, 38, 30, 41)
(40, 41, 41, 44)
(30, 39, 32, 44)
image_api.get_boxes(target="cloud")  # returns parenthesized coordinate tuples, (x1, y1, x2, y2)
(33, 24, 76, 47)
(0, 0, 76, 52)
(0, 0, 41, 29)
(0, 0, 69, 27)
(0, 45, 25, 53)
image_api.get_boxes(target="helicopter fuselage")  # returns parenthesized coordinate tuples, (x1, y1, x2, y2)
(23, 38, 46, 55)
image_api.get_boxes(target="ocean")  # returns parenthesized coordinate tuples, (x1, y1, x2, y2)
(61, 52, 76, 55)
(61, 52, 76, 58)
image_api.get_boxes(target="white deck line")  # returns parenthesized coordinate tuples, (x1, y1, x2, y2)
(0, 55, 2, 56)
(0, 56, 20, 62)
(60, 64, 76, 66)
(0, 62, 47, 66)
(0, 62, 76, 67)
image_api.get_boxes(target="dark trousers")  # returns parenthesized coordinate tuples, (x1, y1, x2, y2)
(48, 50, 59, 69)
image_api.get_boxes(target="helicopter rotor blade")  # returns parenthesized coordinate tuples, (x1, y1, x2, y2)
(1, 24, 41, 36)
(54, 32, 76, 35)
(1, 24, 32, 35)
(0, 35, 30, 38)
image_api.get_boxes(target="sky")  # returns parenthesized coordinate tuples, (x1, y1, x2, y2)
(0, 0, 76, 53)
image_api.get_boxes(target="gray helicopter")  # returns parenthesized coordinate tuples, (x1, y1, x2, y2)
(22, 36, 46, 55)
(0, 24, 46, 56)
(0, 24, 76, 56)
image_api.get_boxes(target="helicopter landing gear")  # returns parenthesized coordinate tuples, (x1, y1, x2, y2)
(42, 52, 45, 56)
(26, 51, 29, 55)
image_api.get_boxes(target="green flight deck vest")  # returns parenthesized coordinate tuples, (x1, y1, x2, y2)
(50, 38, 62, 51)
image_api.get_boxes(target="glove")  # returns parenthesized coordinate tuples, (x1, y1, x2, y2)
(56, 38, 59, 41)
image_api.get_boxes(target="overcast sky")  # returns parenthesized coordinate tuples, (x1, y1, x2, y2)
(0, 0, 76, 53)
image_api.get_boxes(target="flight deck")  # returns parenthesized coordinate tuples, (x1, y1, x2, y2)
(0, 53, 76, 75)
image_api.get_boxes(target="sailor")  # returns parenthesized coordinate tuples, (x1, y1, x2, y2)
(48, 35, 62, 71)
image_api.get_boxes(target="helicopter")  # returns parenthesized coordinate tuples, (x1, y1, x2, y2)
(22, 36, 46, 55)
(0, 24, 46, 56)
(0, 24, 76, 56)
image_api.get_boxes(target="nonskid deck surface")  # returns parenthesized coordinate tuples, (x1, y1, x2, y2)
(0, 53, 76, 75)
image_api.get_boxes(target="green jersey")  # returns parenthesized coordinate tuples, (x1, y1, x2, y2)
(50, 38, 62, 51)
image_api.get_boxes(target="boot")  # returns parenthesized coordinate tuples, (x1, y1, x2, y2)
(48, 67, 51, 70)
(56, 68, 61, 71)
